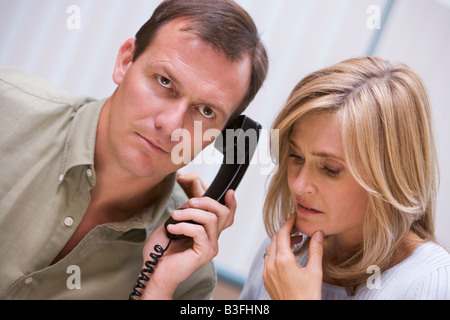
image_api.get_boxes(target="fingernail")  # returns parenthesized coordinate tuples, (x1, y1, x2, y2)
(190, 198, 199, 206)
(314, 230, 324, 243)
(173, 210, 181, 218)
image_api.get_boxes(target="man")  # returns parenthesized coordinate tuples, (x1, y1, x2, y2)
(0, 0, 268, 299)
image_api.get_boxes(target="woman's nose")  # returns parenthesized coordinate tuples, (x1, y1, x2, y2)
(291, 166, 316, 195)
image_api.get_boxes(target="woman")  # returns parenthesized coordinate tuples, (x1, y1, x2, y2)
(240, 57, 450, 299)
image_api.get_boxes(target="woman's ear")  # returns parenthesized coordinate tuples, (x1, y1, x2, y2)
(112, 38, 136, 85)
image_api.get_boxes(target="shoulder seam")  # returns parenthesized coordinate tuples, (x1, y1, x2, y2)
(0, 77, 76, 110)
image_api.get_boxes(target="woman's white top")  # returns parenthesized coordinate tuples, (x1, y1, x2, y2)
(240, 237, 450, 300)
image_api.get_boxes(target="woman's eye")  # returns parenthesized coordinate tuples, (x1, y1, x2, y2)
(199, 105, 215, 119)
(320, 164, 340, 178)
(157, 75, 172, 89)
(288, 154, 305, 164)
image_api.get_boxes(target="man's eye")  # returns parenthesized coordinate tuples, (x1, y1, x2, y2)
(199, 105, 215, 119)
(157, 75, 172, 88)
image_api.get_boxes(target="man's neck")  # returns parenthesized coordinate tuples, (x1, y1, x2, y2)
(91, 96, 167, 220)
(89, 165, 166, 221)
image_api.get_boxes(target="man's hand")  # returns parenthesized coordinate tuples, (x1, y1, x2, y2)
(177, 172, 207, 198)
(138, 189, 236, 300)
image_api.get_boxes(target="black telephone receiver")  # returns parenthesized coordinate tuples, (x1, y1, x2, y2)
(129, 115, 261, 299)
(164, 115, 262, 239)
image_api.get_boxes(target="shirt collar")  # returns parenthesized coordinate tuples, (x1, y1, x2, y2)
(56, 97, 187, 234)
(58, 98, 107, 181)
(109, 172, 180, 232)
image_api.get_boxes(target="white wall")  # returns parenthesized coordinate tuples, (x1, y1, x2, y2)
(373, 0, 450, 256)
(1, 0, 449, 285)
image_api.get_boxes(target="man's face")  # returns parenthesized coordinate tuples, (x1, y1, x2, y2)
(105, 18, 252, 179)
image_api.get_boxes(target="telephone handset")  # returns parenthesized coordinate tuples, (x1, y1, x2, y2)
(164, 115, 262, 239)
(129, 115, 261, 299)
(196, 114, 262, 203)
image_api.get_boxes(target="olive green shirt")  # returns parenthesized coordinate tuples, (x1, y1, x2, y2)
(0, 66, 216, 300)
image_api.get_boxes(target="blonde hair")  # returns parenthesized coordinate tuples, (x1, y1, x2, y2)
(264, 57, 439, 294)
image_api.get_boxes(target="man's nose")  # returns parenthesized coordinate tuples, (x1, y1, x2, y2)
(154, 99, 189, 136)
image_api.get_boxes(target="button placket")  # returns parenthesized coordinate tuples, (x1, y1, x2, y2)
(64, 216, 74, 227)
(24, 277, 33, 285)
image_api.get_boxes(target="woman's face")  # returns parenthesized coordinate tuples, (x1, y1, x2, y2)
(287, 114, 368, 247)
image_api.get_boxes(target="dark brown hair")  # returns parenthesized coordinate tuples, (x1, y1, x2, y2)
(133, 0, 268, 115)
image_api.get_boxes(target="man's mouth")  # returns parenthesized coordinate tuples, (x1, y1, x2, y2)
(137, 133, 170, 154)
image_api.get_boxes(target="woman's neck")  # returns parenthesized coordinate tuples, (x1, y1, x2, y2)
(321, 230, 426, 285)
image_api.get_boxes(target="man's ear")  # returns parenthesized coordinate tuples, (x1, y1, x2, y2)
(112, 38, 136, 85)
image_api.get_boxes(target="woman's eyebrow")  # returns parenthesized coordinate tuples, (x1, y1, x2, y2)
(288, 139, 344, 161)
(288, 139, 299, 148)
(311, 151, 345, 162)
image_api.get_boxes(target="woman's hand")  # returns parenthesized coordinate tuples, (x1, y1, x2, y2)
(263, 214, 324, 300)
(138, 189, 236, 300)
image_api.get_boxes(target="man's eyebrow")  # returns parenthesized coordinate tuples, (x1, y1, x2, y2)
(161, 66, 180, 87)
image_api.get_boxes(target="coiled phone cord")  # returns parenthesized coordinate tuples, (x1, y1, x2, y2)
(128, 235, 173, 300)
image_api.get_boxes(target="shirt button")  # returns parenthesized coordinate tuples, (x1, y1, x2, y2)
(58, 174, 64, 182)
(24, 277, 33, 285)
(86, 168, 93, 177)
(64, 217, 74, 227)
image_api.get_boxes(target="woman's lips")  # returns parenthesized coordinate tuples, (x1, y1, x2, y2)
(296, 201, 324, 215)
